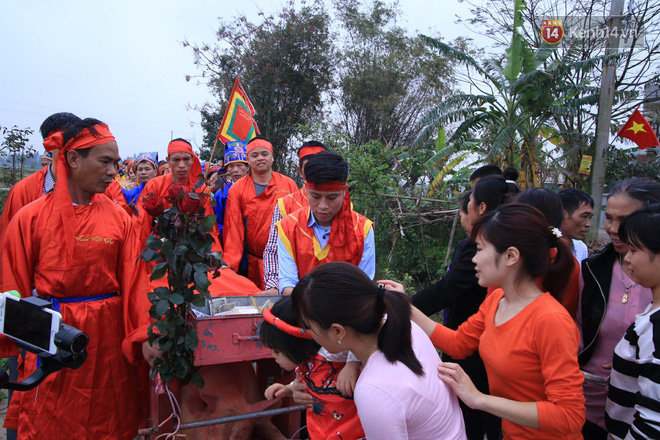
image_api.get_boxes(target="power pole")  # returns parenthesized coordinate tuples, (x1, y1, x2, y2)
(587, 0, 625, 242)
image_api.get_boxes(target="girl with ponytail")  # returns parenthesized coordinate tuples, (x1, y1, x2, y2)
(292, 262, 466, 439)
(382, 203, 585, 439)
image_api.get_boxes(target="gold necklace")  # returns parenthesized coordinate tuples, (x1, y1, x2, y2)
(619, 256, 633, 304)
(364, 344, 379, 365)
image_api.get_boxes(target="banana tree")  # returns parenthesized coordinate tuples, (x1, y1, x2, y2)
(415, 0, 620, 189)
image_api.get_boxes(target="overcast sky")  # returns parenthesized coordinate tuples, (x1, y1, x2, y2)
(0, 0, 479, 161)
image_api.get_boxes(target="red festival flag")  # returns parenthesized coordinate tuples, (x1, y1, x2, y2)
(617, 109, 659, 150)
(216, 77, 259, 144)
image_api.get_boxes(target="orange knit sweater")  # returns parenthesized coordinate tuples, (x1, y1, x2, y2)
(430, 289, 585, 440)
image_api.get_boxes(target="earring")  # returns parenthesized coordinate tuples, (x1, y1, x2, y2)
(337, 340, 342, 345)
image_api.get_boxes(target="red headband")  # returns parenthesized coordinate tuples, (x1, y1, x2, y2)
(298, 146, 325, 161)
(305, 181, 348, 192)
(168, 140, 193, 155)
(43, 124, 115, 153)
(246, 139, 273, 155)
(262, 308, 313, 340)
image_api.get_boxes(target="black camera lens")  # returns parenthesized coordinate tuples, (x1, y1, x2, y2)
(54, 325, 89, 355)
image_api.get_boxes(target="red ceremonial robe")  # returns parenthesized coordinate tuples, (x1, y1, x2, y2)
(276, 186, 308, 218)
(104, 179, 133, 216)
(0, 167, 48, 280)
(276, 206, 373, 279)
(136, 174, 221, 252)
(150, 266, 262, 297)
(0, 193, 152, 440)
(223, 172, 298, 289)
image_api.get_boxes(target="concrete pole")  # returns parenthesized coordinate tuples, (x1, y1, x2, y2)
(587, 0, 625, 242)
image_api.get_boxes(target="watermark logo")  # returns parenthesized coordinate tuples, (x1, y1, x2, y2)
(538, 16, 644, 49)
(541, 20, 564, 44)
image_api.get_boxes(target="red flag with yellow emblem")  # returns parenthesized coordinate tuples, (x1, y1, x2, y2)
(617, 109, 659, 150)
(216, 77, 259, 144)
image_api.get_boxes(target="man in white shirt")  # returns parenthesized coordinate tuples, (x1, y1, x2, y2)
(559, 188, 594, 265)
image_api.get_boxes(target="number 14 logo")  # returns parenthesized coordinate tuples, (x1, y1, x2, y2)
(541, 20, 564, 44)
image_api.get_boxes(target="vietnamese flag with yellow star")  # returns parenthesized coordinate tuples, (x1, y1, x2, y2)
(216, 77, 259, 144)
(617, 109, 659, 149)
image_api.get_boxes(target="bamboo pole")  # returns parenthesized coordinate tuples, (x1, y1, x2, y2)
(444, 210, 460, 267)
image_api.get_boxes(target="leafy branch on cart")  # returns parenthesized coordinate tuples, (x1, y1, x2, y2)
(140, 180, 221, 388)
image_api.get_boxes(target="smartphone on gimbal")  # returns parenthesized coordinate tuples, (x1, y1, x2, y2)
(0, 293, 62, 355)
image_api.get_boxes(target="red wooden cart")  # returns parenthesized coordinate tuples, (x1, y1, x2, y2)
(138, 295, 305, 439)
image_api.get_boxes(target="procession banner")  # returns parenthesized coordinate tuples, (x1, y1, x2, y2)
(216, 77, 259, 144)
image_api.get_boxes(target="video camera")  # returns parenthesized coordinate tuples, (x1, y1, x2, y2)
(0, 293, 89, 391)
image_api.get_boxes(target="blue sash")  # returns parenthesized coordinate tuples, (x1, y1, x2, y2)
(45, 292, 118, 313)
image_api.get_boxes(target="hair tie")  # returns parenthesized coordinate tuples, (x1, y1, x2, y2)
(376, 284, 386, 304)
(550, 227, 562, 239)
(262, 308, 313, 340)
(549, 227, 562, 246)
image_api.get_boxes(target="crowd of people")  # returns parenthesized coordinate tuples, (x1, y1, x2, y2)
(0, 111, 659, 440)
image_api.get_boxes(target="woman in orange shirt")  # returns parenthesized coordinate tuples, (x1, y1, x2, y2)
(382, 203, 585, 439)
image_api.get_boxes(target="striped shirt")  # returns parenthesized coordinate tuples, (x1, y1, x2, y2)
(605, 302, 660, 440)
(43, 164, 55, 194)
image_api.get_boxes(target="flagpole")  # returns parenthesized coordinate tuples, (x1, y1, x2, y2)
(209, 138, 221, 164)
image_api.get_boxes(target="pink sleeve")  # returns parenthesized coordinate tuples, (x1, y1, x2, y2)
(534, 312, 585, 434)
(355, 383, 409, 439)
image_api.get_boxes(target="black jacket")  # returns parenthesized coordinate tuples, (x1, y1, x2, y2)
(578, 243, 618, 366)
(411, 238, 487, 329)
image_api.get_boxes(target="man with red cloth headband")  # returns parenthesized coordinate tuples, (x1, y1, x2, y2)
(137, 138, 221, 251)
(263, 141, 328, 292)
(223, 137, 297, 289)
(0, 112, 80, 440)
(0, 118, 156, 440)
(276, 151, 375, 295)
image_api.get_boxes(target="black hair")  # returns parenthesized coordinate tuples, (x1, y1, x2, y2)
(559, 188, 594, 215)
(460, 191, 472, 214)
(610, 178, 660, 206)
(62, 118, 106, 159)
(292, 262, 424, 376)
(39, 112, 81, 139)
(471, 203, 573, 300)
(472, 175, 517, 213)
(514, 188, 564, 228)
(470, 165, 502, 182)
(259, 296, 320, 366)
(502, 166, 519, 182)
(297, 141, 329, 167)
(619, 203, 660, 255)
(303, 151, 348, 184)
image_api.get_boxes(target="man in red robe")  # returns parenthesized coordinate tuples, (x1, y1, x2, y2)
(276, 151, 375, 295)
(1, 118, 155, 440)
(136, 138, 220, 251)
(263, 141, 328, 292)
(0, 112, 82, 440)
(223, 137, 297, 289)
